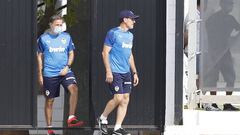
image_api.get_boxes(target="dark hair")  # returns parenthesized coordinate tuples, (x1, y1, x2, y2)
(197, 0, 200, 6)
(119, 18, 124, 23)
(49, 15, 64, 23)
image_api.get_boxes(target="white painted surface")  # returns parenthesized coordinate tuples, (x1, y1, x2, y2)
(165, 0, 176, 125)
(165, 109, 240, 135)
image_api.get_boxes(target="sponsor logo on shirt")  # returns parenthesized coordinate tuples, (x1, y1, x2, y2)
(49, 47, 65, 53)
(122, 42, 133, 49)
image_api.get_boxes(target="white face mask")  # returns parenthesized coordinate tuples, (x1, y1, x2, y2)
(52, 26, 62, 34)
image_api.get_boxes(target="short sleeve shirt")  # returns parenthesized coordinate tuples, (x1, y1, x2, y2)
(37, 32, 75, 77)
(104, 27, 133, 73)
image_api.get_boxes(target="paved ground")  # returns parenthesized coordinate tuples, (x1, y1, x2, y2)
(165, 109, 240, 135)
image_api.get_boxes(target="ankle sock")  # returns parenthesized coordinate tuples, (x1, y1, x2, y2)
(114, 124, 121, 131)
(68, 115, 75, 120)
(100, 114, 107, 120)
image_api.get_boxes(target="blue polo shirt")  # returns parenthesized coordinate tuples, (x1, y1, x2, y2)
(37, 32, 75, 77)
(104, 27, 134, 73)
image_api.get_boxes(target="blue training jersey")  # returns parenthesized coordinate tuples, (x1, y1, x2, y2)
(104, 27, 134, 73)
(37, 32, 75, 77)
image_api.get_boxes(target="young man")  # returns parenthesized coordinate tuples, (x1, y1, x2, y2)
(98, 10, 139, 135)
(37, 15, 84, 135)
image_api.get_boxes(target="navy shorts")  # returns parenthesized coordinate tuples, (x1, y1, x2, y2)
(43, 72, 77, 98)
(109, 72, 132, 95)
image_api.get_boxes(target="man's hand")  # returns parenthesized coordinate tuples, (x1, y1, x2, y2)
(60, 66, 69, 76)
(105, 72, 113, 83)
(133, 74, 139, 87)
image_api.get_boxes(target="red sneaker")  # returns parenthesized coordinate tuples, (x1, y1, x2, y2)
(67, 116, 84, 127)
(47, 129, 56, 135)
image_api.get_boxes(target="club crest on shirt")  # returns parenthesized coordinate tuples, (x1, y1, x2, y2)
(114, 86, 120, 91)
(61, 38, 67, 44)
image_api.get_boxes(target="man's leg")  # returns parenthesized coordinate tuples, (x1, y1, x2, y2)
(115, 93, 129, 127)
(113, 73, 132, 134)
(67, 84, 84, 127)
(112, 93, 131, 135)
(102, 94, 123, 118)
(101, 73, 125, 118)
(45, 98, 54, 126)
(67, 84, 78, 116)
(43, 76, 60, 135)
(61, 72, 84, 126)
(98, 94, 123, 134)
(45, 98, 56, 135)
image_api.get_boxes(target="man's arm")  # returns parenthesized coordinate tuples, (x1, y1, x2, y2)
(60, 50, 74, 76)
(129, 52, 139, 86)
(37, 52, 43, 86)
(102, 45, 113, 83)
(67, 50, 74, 67)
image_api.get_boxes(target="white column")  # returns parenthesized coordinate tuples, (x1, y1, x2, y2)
(165, 0, 176, 125)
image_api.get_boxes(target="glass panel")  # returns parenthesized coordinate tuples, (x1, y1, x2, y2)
(200, 0, 240, 91)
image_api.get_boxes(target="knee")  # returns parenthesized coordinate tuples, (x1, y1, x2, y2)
(45, 99, 54, 108)
(114, 94, 124, 103)
(68, 84, 78, 95)
(120, 94, 130, 105)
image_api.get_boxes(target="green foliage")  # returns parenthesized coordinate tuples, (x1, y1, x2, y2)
(37, 8, 45, 21)
(44, 0, 57, 8)
(64, 0, 80, 27)
(37, 0, 80, 36)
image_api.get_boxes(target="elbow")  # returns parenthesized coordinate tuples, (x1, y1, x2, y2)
(102, 51, 107, 58)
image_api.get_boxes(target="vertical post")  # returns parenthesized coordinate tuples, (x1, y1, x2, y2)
(165, 0, 176, 125)
(187, 0, 198, 109)
(174, 0, 184, 124)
